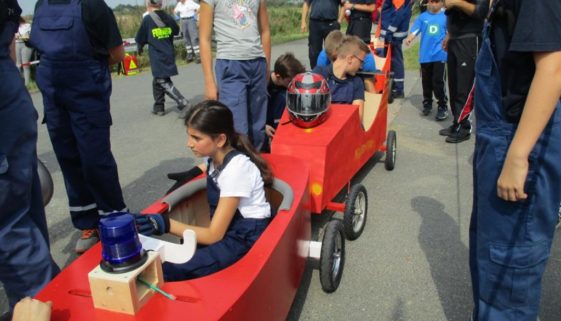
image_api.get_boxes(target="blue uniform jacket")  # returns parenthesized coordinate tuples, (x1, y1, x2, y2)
(381, 0, 413, 41)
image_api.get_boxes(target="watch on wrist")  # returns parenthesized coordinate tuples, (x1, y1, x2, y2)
(351, 3, 356, 10)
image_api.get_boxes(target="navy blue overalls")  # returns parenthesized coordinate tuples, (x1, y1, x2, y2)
(380, 0, 412, 95)
(470, 3, 561, 320)
(0, 19, 59, 309)
(30, 0, 127, 230)
(163, 151, 270, 281)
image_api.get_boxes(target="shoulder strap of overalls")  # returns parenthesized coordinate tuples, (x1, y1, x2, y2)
(149, 11, 166, 28)
(487, 0, 516, 37)
(206, 150, 243, 178)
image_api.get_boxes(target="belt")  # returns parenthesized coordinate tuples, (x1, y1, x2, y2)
(181, 16, 195, 20)
(310, 18, 337, 22)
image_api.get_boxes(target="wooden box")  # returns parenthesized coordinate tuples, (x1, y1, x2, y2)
(88, 251, 163, 315)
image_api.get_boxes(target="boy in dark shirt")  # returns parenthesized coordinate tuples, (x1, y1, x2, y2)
(136, 0, 190, 116)
(313, 35, 368, 122)
(263, 53, 305, 151)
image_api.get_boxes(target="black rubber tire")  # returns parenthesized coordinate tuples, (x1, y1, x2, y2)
(37, 160, 54, 207)
(385, 130, 397, 171)
(319, 220, 346, 293)
(343, 184, 368, 240)
(387, 77, 395, 104)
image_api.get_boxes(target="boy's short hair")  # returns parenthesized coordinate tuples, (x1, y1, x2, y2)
(336, 35, 370, 59)
(324, 30, 344, 61)
(274, 53, 306, 79)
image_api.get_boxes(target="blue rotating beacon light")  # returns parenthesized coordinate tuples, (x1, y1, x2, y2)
(99, 213, 148, 273)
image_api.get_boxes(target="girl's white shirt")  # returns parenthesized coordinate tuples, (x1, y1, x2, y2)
(207, 154, 271, 219)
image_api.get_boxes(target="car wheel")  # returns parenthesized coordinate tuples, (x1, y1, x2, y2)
(319, 220, 345, 293)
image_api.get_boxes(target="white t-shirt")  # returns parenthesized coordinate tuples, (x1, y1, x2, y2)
(208, 154, 271, 219)
(16, 23, 31, 42)
(174, 0, 200, 18)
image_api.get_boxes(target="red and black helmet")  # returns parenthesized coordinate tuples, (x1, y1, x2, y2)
(286, 72, 331, 128)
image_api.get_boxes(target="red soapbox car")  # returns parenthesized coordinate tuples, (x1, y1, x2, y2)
(35, 48, 396, 321)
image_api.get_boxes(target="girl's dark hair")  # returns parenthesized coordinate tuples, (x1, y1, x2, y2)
(184, 100, 273, 185)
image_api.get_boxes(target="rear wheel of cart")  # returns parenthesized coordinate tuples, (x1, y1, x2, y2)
(343, 184, 368, 240)
(385, 130, 397, 171)
(320, 220, 345, 293)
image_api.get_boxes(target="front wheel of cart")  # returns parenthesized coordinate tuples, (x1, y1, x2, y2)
(320, 220, 345, 293)
(385, 130, 397, 171)
(343, 184, 368, 240)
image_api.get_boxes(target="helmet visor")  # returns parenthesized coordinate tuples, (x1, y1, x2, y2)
(286, 92, 330, 116)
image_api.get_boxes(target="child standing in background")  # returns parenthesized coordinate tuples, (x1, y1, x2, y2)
(136, 0, 191, 116)
(405, 0, 447, 119)
(199, 0, 271, 150)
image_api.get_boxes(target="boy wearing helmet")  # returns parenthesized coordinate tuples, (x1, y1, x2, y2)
(312, 35, 369, 121)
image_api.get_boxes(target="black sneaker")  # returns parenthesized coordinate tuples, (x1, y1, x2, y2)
(195, 56, 201, 64)
(439, 124, 458, 136)
(435, 106, 449, 121)
(446, 127, 471, 143)
(152, 106, 164, 115)
(177, 99, 192, 112)
(391, 90, 405, 99)
(422, 104, 432, 116)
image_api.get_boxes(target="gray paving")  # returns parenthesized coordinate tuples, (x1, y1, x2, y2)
(2, 38, 560, 320)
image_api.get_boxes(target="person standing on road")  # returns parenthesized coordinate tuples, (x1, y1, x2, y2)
(439, 0, 488, 143)
(199, 0, 271, 150)
(470, 1, 561, 320)
(174, 0, 200, 63)
(29, 0, 128, 254)
(301, 0, 342, 69)
(404, 0, 448, 119)
(0, 0, 59, 315)
(380, 0, 413, 100)
(342, 0, 376, 45)
(137, 0, 191, 116)
(14, 17, 32, 86)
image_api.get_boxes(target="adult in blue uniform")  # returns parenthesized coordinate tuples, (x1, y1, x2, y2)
(0, 0, 59, 314)
(343, 0, 376, 45)
(30, 0, 128, 254)
(301, 0, 342, 69)
(470, 1, 561, 320)
(380, 0, 413, 99)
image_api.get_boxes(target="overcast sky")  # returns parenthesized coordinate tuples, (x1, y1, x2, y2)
(20, 0, 151, 15)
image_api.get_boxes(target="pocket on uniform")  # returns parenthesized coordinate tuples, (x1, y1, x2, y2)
(86, 111, 112, 128)
(39, 16, 73, 31)
(481, 242, 549, 307)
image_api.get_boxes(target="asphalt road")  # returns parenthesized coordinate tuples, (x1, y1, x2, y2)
(2, 38, 560, 320)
